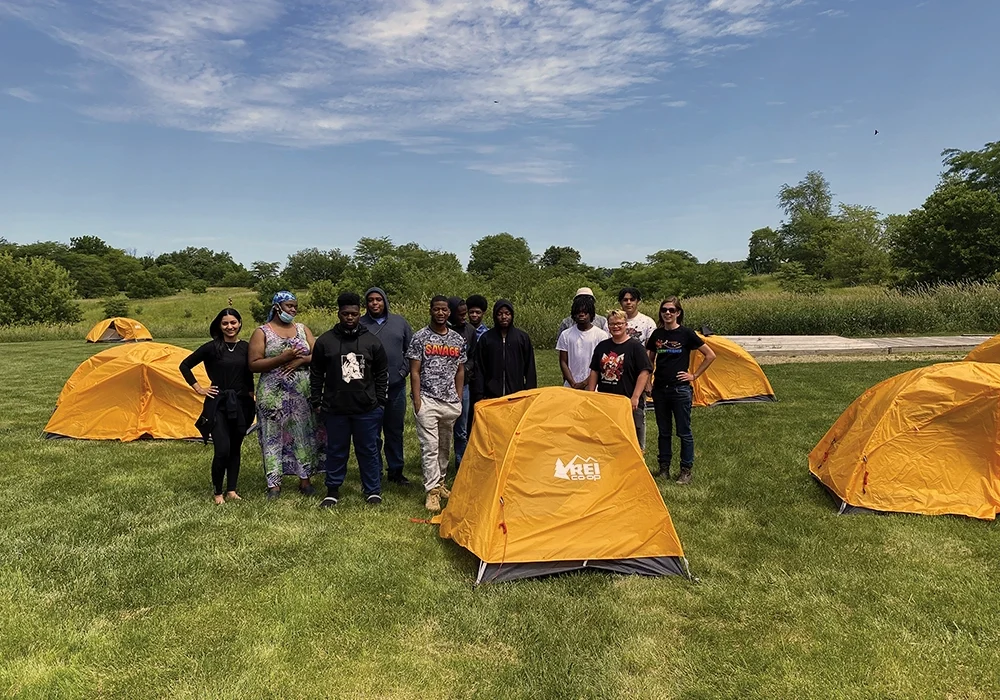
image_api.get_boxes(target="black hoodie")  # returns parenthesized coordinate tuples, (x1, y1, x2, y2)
(472, 299, 537, 400)
(448, 296, 477, 387)
(310, 323, 389, 415)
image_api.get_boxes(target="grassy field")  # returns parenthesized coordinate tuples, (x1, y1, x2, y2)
(3, 344, 1000, 698)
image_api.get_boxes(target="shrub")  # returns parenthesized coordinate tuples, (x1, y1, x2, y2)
(0, 253, 82, 325)
(774, 262, 824, 295)
(190, 280, 208, 294)
(308, 280, 339, 310)
(103, 295, 130, 318)
(219, 270, 255, 288)
(126, 269, 172, 299)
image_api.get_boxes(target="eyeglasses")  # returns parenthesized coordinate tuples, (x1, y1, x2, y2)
(608, 322, 627, 328)
(660, 307, 678, 314)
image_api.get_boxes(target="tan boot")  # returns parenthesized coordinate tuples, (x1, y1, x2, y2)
(438, 482, 451, 499)
(425, 487, 441, 513)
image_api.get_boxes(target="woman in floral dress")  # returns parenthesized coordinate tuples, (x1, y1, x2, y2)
(248, 291, 323, 499)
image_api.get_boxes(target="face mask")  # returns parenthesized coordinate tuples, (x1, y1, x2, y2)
(276, 308, 295, 324)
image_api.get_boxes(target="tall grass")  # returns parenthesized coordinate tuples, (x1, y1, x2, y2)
(4, 282, 1000, 345)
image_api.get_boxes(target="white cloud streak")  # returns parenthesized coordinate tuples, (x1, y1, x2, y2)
(5, 87, 39, 102)
(2, 0, 807, 181)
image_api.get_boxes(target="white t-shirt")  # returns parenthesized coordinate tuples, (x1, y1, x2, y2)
(626, 312, 657, 345)
(556, 324, 611, 386)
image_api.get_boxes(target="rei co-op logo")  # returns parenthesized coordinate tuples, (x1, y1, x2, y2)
(554, 455, 601, 482)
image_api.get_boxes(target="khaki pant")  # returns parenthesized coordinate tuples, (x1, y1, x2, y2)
(414, 396, 463, 492)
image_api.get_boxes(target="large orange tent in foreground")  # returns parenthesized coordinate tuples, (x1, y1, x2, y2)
(437, 387, 690, 584)
(45, 342, 207, 442)
(809, 361, 1000, 520)
(85, 317, 152, 343)
(965, 334, 1000, 363)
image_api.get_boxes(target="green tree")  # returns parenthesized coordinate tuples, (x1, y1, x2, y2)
(774, 262, 823, 295)
(155, 247, 244, 285)
(353, 237, 398, 268)
(942, 141, 1000, 194)
(104, 249, 144, 292)
(778, 171, 834, 219)
(467, 233, 535, 278)
(539, 246, 582, 269)
(825, 204, 893, 286)
(746, 227, 782, 274)
(0, 253, 82, 324)
(307, 279, 339, 310)
(776, 172, 839, 276)
(283, 248, 350, 288)
(70, 235, 113, 257)
(891, 181, 1000, 284)
(126, 269, 172, 299)
(251, 261, 281, 284)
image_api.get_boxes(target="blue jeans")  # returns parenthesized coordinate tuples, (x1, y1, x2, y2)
(453, 384, 470, 467)
(378, 383, 406, 477)
(653, 384, 694, 469)
(323, 406, 384, 496)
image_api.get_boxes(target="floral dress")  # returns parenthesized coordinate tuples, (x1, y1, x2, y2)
(256, 323, 324, 488)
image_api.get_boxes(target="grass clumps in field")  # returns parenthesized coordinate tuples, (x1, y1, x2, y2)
(3, 344, 1000, 697)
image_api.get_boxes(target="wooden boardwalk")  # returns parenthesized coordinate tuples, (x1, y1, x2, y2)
(726, 334, 993, 357)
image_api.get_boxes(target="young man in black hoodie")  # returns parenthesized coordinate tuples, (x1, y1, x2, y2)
(472, 299, 537, 414)
(310, 292, 390, 507)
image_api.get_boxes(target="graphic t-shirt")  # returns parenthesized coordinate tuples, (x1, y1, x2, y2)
(625, 312, 657, 345)
(589, 337, 653, 400)
(406, 327, 467, 403)
(645, 326, 705, 387)
(556, 324, 610, 386)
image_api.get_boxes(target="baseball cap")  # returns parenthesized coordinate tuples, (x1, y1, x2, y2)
(575, 287, 595, 298)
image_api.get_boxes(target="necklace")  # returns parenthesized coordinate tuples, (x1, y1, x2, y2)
(226, 341, 238, 352)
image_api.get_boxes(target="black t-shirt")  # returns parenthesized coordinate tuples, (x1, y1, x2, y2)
(589, 337, 652, 400)
(645, 326, 704, 387)
(180, 340, 254, 396)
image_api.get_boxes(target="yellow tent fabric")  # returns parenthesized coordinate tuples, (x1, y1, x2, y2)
(438, 386, 689, 584)
(689, 334, 775, 407)
(965, 334, 1000, 363)
(45, 342, 208, 442)
(85, 317, 153, 343)
(809, 362, 1000, 520)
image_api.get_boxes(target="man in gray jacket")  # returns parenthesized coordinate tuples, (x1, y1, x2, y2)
(360, 287, 414, 485)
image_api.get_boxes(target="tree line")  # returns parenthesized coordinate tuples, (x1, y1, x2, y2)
(1, 139, 998, 326)
(749, 140, 1000, 291)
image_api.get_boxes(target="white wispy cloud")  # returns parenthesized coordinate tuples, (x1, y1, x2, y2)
(720, 82, 738, 88)
(771, 157, 797, 164)
(766, 100, 785, 105)
(819, 9, 847, 17)
(665, 100, 689, 107)
(5, 87, 38, 102)
(2, 0, 808, 182)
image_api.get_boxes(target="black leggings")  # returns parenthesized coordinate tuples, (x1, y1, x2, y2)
(211, 412, 245, 495)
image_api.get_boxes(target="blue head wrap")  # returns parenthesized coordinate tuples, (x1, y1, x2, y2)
(267, 290, 297, 322)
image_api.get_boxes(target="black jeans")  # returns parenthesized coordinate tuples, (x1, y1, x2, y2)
(211, 412, 245, 494)
(652, 383, 694, 469)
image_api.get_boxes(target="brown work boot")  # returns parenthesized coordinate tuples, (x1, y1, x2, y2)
(425, 487, 441, 513)
(438, 482, 451, 499)
(676, 468, 693, 485)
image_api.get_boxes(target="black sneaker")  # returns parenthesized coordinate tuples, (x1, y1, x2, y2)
(266, 488, 281, 501)
(655, 466, 671, 479)
(319, 489, 340, 508)
(676, 468, 693, 485)
(366, 494, 383, 506)
(299, 483, 316, 496)
(387, 473, 411, 486)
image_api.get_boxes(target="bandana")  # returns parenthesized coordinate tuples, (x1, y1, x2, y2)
(267, 290, 297, 322)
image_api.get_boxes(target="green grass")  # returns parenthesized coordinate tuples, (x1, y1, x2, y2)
(3, 343, 1000, 698)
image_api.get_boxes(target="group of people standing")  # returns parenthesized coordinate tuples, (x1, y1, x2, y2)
(178, 284, 715, 510)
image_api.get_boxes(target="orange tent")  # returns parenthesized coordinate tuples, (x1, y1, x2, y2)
(45, 342, 208, 441)
(809, 362, 1000, 519)
(690, 334, 775, 407)
(965, 335, 1000, 363)
(85, 317, 152, 343)
(437, 387, 690, 584)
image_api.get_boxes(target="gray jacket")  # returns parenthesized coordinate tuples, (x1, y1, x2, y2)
(359, 287, 414, 388)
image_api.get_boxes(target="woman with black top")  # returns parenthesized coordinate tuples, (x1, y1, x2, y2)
(180, 307, 256, 504)
(645, 296, 716, 485)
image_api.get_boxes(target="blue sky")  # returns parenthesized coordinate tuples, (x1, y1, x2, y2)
(1, 0, 997, 268)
